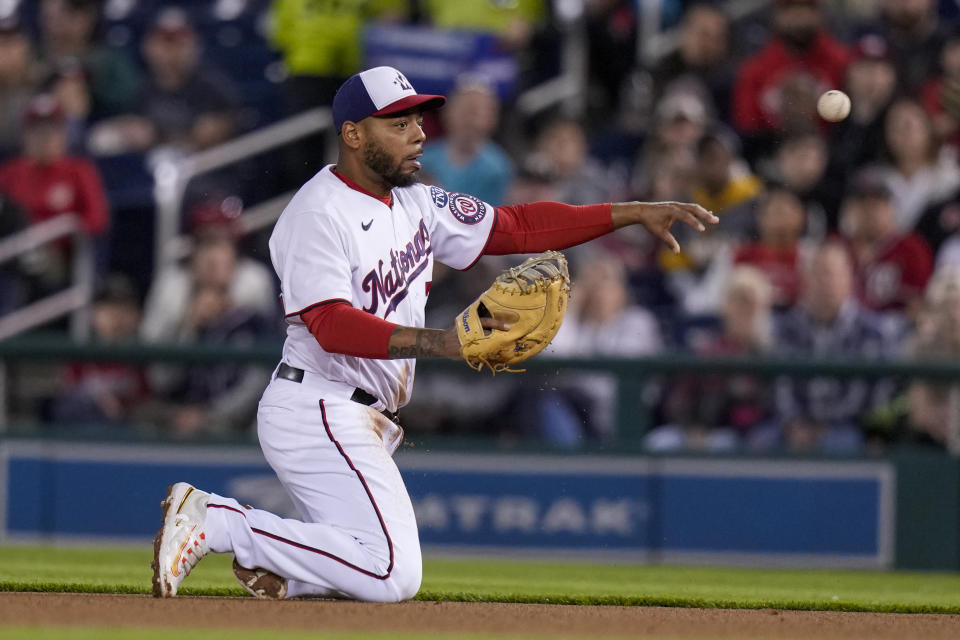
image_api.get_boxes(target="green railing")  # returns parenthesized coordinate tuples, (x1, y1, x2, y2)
(6, 333, 960, 377)
(2, 333, 960, 447)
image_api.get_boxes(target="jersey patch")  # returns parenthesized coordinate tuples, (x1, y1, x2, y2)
(430, 185, 449, 209)
(448, 192, 486, 225)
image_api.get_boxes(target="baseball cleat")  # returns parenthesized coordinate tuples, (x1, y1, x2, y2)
(151, 482, 210, 597)
(232, 557, 288, 599)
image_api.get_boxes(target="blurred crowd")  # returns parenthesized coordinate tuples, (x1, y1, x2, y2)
(1, 0, 959, 453)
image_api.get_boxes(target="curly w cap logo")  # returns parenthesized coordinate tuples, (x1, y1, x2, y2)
(448, 193, 486, 225)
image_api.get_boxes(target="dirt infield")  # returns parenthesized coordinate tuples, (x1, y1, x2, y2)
(4, 593, 960, 639)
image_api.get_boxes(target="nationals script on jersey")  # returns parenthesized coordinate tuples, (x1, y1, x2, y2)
(269, 165, 495, 413)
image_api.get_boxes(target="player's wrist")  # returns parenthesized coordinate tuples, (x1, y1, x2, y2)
(387, 326, 460, 360)
(611, 201, 654, 229)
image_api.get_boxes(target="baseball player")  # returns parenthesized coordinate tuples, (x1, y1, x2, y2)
(152, 66, 717, 602)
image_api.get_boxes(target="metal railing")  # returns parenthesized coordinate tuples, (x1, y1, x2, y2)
(0, 214, 94, 341)
(151, 107, 333, 274)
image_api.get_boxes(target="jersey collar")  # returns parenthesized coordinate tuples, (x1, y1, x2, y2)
(331, 167, 393, 208)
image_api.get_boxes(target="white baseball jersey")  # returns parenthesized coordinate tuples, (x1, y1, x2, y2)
(269, 165, 495, 413)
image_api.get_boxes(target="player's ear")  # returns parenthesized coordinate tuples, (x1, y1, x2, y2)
(341, 121, 362, 150)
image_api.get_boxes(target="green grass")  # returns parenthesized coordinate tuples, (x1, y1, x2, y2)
(1, 546, 960, 614)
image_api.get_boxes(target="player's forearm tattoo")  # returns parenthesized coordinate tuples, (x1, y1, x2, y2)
(388, 328, 451, 359)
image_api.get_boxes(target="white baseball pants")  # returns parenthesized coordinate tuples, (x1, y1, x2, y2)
(203, 369, 422, 602)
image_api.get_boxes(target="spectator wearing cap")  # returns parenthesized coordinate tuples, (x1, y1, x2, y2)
(0, 14, 40, 161)
(38, 0, 140, 121)
(880, 0, 946, 94)
(840, 169, 933, 315)
(647, 90, 710, 159)
(0, 94, 109, 264)
(875, 97, 960, 232)
(89, 7, 240, 155)
(420, 79, 513, 206)
(51, 273, 149, 427)
(829, 34, 898, 188)
(652, 3, 734, 123)
(141, 195, 277, 356)
(732, 0, 851, 159)
(631, 91, 708, 200)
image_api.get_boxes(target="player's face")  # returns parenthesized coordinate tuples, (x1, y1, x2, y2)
(360, 110, 426, 188)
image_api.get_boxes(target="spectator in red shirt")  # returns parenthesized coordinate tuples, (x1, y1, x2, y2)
(732, 0, 850, 159)
(0, 93, 108, 236)
(840, 169, 933, 315)
(734, 184, 809, 309)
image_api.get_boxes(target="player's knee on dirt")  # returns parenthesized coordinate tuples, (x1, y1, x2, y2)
(377, 557, 422, 603)
(395, 560, 423, 602)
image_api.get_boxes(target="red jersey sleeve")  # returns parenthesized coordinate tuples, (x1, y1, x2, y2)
(485, 202, 613, 255)
(301, 300, 397, 359)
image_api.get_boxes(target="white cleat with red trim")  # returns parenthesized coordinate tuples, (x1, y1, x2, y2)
(152, 482, 210, 597)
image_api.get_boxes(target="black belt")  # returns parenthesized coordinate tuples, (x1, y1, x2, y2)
(275, 362, 398, 422)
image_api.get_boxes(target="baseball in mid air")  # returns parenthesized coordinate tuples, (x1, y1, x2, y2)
(817, 90, 851, 122)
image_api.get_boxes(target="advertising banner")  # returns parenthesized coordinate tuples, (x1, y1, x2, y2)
(0, 442, 894, 567)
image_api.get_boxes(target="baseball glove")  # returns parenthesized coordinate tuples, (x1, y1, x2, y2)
(456, 250, 571, 373)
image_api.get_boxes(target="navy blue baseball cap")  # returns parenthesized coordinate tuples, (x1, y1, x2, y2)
(332, 66, 445, 133)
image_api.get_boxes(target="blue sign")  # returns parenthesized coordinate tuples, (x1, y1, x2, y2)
(363, 25, 518, 101)
(0, 443, 895, 567)
(405, 470, 652, 549)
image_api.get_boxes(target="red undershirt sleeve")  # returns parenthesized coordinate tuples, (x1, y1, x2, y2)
(485, 202, 613, 255)
(301, 301, 397, 359)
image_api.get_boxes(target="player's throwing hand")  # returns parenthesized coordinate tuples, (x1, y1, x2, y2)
(612, 201, 719, 254)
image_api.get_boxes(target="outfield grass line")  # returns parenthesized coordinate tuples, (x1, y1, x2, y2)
(3, 546, 960, 615)
(2, 582, 960, 615)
